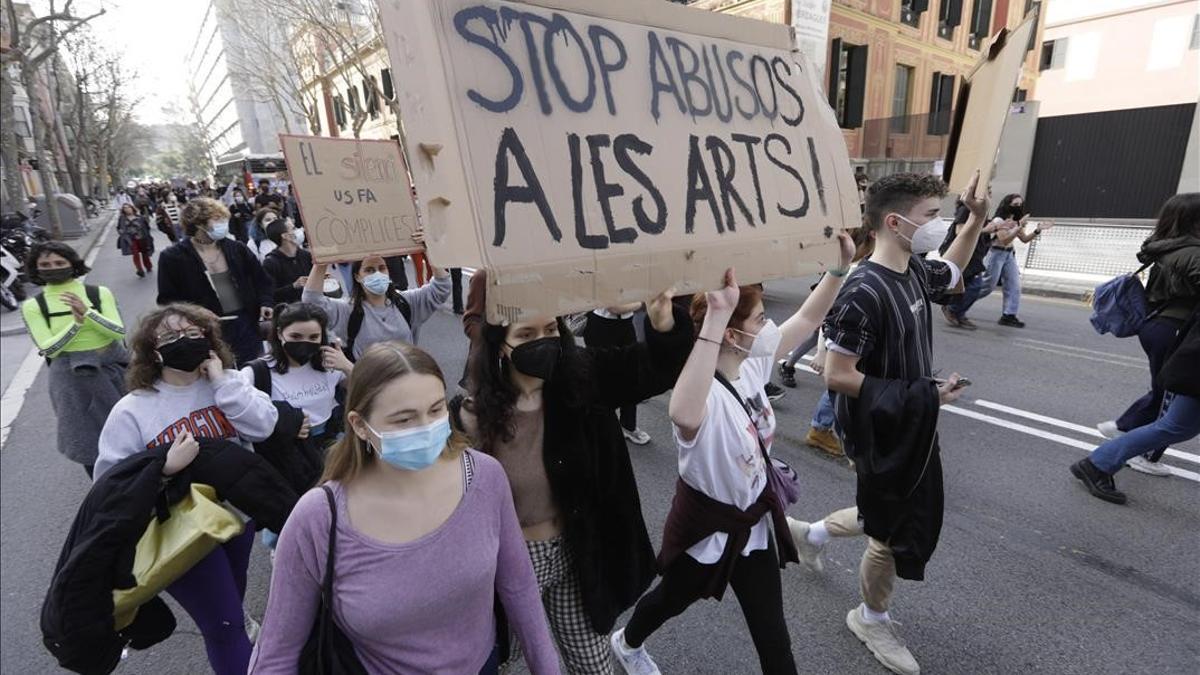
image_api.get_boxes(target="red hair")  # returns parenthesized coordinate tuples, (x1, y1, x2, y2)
(689, 284, 764, 334)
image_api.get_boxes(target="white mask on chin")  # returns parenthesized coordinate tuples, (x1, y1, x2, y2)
(893, 214, 951, 255)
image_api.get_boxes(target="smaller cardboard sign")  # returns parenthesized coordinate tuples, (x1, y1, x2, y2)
(942, 8, 1039, 193)
(279, 134, 421, 263)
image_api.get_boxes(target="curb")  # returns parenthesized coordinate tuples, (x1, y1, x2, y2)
(0, 210, 119, 337)
(1023, 285, 1093, 303)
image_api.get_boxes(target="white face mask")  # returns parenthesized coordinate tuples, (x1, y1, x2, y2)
(730, 319, 782, 359)
(291, 228, 305, 247)
(893, 214, 951, 255)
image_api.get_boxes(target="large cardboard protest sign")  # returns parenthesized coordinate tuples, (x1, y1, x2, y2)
(942, 9, 1039, 193)
(279, 134, 421, 263)
(380, 0, 858, 322)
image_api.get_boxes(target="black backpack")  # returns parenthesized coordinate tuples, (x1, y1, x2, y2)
(344, 290, 412, 361)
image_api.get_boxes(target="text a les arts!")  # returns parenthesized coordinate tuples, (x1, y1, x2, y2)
(453, 4, 835, 251)
(293, 141, 415, 248)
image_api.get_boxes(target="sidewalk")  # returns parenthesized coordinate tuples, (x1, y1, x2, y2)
(1021, 269, 1104, 302)
(0, 208, 118, 338)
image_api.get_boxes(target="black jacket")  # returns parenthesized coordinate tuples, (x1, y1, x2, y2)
(1139, 236, 1200, 321)
(253, 394, 326, 494)
(229, 202, 256, 244)
(41, 440, 299, 674)
(469, 305, 692, 634)
(1162, 310, 1200, 398)
(838, 375, 943, 581)
(262, 247, 314, 305)
(156, 237, 273, 316)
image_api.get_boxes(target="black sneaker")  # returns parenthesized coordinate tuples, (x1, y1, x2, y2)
(136, 270, 145, 278)
(1070, 459, 1127, 504)
(764, 382, 787, 402)
(778, 360, 797, 388)
(998, 314, 1026, 328)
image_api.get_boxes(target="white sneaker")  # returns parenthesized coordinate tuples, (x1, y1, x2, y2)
(610, 628, 661, 675)
(845, 605, 920, 675)
(1097, 421, 1125, 439)
(1126, 455, 1172, 477)
(786, 518, 825, 573)
(623, 428, 651, 446)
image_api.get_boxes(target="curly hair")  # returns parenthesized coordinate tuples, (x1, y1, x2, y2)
(126, 303, 235, 391)
(24, 241, 90, 285)
(468, 317, 590, 452)
(864, 173, 948, 232)
(180, 197, 230, 237)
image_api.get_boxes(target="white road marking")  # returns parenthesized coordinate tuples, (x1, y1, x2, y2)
(943, 404, 1200, 483)
(1013, 343, 1147, 369)
(1014, 338, 1146, 364)
(972, 399, 1200, 466)
(1, 214, 115, 450)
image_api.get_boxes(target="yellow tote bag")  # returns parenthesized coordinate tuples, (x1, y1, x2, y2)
(113, 483, 244, 630)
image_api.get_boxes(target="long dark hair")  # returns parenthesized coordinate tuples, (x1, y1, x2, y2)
(469, 317, 590, 452)
(993, 194, 1025, 221)
(349, 258, 405, 320)
(269, 302, 330, 374)
(1149, 193, 1200, 242)
(25, 241, 90, 285)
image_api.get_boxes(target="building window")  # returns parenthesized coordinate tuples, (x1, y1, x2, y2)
(828, 38, 868, 129)
(333, 95, 347, 130)
(900, 0, 928, 28)
(1039, 38, 1067, 70)
(1012, 88, 1028, 102)
(348, 87, 361, 118)
(937, 0, 963, 40)
(1190, 14, 1199, 50)
(927, 72, 955, 135)
(968, 0, 992, 49)
(381, 68, 395, 99)
(890, 65, 914, 133)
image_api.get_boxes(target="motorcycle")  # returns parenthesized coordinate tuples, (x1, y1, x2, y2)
(0, 226, 50, 275)
(0, 243, 25, 311)
(84, 197, 101, 219)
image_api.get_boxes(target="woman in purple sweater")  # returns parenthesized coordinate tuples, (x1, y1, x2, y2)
(249, 342, 559, 674)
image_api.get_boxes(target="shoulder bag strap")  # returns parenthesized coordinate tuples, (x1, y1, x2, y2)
(319, 485, 337, 608)
(712, 371, 770, 463)
(84, 284, 102, 312)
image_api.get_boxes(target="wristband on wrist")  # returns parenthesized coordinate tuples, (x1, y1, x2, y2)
(696, 336, 723, 347)
(828, 266, 850, 278)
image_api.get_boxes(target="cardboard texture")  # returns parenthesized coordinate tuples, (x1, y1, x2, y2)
(942, 9, 1039, 194)
(279, 134, 421, 263)
(380, 0, 858, 322)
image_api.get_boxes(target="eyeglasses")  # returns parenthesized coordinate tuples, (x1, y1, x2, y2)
(155, 327, 206, 347)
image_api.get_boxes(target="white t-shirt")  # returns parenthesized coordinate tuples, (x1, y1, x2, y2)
(672, 355, 776, 564)
(241, 360, 345, 426)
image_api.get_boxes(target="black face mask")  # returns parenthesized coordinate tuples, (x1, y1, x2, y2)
(158, 336, 212, 372)
(282, 340, 322, 366)
(40, 268, 75, 284)
(506, 337, 561, 381)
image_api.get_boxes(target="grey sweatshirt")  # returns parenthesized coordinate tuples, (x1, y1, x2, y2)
(94, 370, 279, 481)
(302, 274, 452, 359)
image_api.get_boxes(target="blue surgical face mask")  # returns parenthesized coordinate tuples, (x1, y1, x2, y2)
(208, 219, 230, 240)
(361, 271, 390, 296)
(364, 416, 451, 471)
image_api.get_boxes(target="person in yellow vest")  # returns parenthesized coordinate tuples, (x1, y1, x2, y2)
(20, 241, 127, 477)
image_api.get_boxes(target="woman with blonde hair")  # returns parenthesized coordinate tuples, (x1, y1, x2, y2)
(250, 342, 558, 674)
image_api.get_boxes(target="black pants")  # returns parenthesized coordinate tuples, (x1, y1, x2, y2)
(1117, 316, 1184, 460)
(582, 313, 639, 431)
(624, 538, 796, 675)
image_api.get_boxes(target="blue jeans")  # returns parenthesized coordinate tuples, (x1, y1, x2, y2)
(978, 248, 1021, 316)
(811, 390, 835, 430)
(948, 274, 987, 318)
(1090, 393, 1200, 474)
(1116, 316, 1185, 461)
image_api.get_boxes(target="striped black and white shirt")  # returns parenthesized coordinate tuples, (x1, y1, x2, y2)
(823, 256, 960, 382)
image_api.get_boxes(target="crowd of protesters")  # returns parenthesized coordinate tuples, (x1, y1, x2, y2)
(20, 166, 1199, 675)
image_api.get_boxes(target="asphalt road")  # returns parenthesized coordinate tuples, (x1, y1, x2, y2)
(1, 225, 1197, 674)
